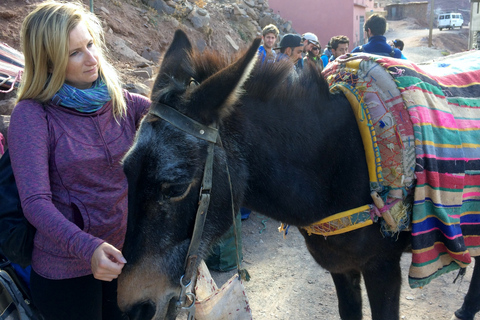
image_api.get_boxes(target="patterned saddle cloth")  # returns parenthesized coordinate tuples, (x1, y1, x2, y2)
(323, 51, 480, 288)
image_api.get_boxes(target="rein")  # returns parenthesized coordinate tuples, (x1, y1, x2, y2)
(149, 104, 242, 319)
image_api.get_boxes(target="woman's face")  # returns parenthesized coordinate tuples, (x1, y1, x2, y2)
(65, 21, 99, 89)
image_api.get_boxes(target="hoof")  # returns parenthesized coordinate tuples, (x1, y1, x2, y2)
(450, 315, 461, 320)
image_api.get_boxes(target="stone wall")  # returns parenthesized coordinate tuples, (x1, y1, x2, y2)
(386, 2, 429, 26)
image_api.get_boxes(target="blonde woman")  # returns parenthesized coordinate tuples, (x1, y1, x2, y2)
(8, 1, 150, 318)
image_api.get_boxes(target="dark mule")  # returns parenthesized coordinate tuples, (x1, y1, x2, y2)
(118, 30, 480, 320)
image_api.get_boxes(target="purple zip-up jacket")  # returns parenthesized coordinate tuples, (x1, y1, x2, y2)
(8, 90, 150, 279)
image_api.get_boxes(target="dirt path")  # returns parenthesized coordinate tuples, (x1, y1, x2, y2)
(384, 19, 469, 63)
(211, 212, 476, 320)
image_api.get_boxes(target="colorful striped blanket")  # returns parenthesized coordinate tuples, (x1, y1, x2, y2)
(323, 51, 480, 288)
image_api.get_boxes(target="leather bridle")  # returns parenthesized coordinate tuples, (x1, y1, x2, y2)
(148, 103, 219, 320)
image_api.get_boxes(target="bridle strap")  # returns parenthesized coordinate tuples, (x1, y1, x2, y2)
(175, 140, 215, 318)
(148, 104, 219, 316)
(182, 141, 215, 282)
(149, 104, 218, 144)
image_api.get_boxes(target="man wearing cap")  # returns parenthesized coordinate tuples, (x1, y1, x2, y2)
(296, 32, 319, 70)
(274, 34, 304, 69)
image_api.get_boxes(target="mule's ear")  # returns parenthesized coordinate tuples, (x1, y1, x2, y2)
(152, 30, 193, 92)
(189, 37, 262, 124)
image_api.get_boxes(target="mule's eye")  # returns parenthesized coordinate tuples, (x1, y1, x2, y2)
(189, 78, 199, 87)
(161, 183, 191, 201)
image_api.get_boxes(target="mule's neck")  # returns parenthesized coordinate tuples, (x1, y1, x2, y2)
(230, 91, 372, 227)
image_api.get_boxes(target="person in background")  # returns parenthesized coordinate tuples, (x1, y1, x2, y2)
(351, 14, 405, 59)
(296, 32, 319, 70)
(274, 33, 304, 69)
(329, 35, 350, 62)
(391, 39, 404, 51)
(320, 41, 331, 68)
(323, 42, 332, 60)
(304, 44, 324, 70)
(8, 1, 150, 319)
(258, 24, 279, 64)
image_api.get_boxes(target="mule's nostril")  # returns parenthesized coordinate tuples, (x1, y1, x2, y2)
(125, 300, 156, 320)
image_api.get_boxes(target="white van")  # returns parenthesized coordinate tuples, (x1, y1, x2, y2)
(437, 13, 464, 31)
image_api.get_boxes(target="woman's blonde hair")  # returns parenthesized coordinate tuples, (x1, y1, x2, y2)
(16, 0, 126, 117)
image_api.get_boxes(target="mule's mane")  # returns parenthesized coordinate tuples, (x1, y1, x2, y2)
(152, 46, 334, 123)
(187, 48, 332, 105)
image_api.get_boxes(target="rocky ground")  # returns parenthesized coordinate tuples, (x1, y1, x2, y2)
(0, 1, 477, 320)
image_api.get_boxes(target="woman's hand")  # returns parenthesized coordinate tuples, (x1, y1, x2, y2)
(91, 242, 127, 281)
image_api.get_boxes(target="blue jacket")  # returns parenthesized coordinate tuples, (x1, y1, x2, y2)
(351, 35, 406, 59)
(258, 45, 276, 64)
(321, 55, 329, 68)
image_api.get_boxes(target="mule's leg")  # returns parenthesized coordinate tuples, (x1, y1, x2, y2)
(362, 258, 402, 320)
(453, 256, 480, 320)
(330, 271, 363, 320)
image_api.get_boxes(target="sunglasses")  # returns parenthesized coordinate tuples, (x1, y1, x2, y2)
(312, 47, 319, 50)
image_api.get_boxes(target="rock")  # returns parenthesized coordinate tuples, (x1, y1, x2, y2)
(132, 69, 150, 79)
(141, 47, 162, 63)
(232, 4, 246, 16)
(142, 0, 175, 15)
(245, 7, 258, 20)
(188, 9, 210, 30)
(282, 20, 293, 33)
(258, 13, 276, 28)
(100, 6, 110, 14)
(169, 16, 180, 28)
(243, 0, 255, 8)
(0, 10, 17, 19)
(225, 35, 239, 51)
(107, 34, 151, 65)
(0, 98, 15, 116)
(124, 83, 151, 97)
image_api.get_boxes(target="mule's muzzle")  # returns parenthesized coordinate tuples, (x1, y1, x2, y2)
(124, 300, 156, 320)
(121, 295, 180, 320)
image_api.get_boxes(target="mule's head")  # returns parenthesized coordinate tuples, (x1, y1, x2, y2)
(118, 30, 260, 319)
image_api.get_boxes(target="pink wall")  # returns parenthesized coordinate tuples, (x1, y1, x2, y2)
(268, 0, 371, 51)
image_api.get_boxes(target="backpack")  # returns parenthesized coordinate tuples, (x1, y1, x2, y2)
(358, 45, 395, 57)
(0, 149, 36, 268)
(205, 212, 243, 272)
(0, 254, 41, 320)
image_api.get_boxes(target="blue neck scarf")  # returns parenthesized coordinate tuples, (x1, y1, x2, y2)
(52, 79, 111, 113)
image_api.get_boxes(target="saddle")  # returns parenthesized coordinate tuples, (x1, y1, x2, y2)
(323, 51, 480, 288)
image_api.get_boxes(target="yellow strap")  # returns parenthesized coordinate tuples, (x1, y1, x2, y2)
(345, 59, 362, 71)
(302, 205, 373, 236)
(307, 219, 373, 237)
(330, 83, 382, 185)
(310, 204, 370, 224)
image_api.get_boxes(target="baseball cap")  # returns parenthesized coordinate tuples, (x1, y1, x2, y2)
(302, 32, 319, 46)
(274, 34, 304, 50)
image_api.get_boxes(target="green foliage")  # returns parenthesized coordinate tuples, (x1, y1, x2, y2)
(238, 29, 248, 42)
